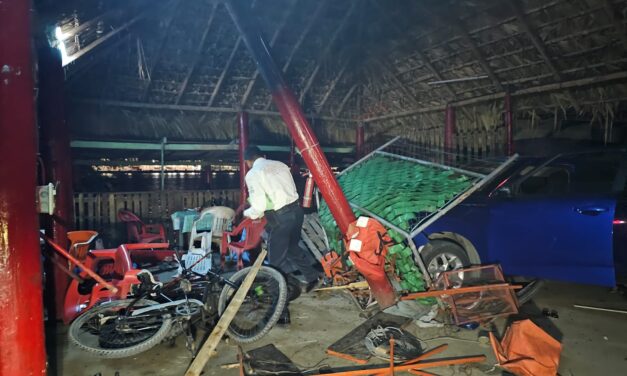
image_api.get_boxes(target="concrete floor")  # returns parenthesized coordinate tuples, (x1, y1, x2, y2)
(53, 281, 627, 376)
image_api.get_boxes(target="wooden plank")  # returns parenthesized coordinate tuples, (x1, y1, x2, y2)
(87, 193, 95, 230)
(184, 250, 268, 376)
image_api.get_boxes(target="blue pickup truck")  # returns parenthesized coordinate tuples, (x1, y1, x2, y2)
(413, 150, 627, 288)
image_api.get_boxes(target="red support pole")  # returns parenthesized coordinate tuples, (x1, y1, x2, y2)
(504, 93, 514, 156)
(39, 46, 74, 319)
(0, 0, 48, 374)
(238, 111, 250, 206)
(356, 123, 365, 159)
(225, 2, 355, 235)
(225, 0, 395, 307)
(444, 104, 455, 152)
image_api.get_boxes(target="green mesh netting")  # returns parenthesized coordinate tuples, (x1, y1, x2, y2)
(318, 154, 473, 295)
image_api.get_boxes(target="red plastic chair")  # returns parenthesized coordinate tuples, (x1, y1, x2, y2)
(117, 209, 166, 243)
(221, 217, 266, 270)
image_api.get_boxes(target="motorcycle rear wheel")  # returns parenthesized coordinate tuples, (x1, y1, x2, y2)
(218, 265, 287, 343)
(68, 299, 172, 358)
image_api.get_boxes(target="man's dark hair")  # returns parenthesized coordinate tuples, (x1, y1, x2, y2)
(244, 145, 263, 161)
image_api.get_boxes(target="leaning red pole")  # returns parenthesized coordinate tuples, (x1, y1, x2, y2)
(238, 111, 249, 206)
(504, 93, 514, 155)
(225, 1, 355, 234)
(0, 0, 48, 374)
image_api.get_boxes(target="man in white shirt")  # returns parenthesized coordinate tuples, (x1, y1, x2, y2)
(243, 146, 320, 294)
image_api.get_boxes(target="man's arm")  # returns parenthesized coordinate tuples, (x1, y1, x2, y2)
(243, 172, 266, 219)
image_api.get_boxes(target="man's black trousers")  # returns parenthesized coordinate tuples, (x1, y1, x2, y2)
(264, 203, 319, 284)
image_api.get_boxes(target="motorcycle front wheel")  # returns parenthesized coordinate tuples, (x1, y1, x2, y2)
(68, 299, 172, 358)
(218, 265, 287, 343)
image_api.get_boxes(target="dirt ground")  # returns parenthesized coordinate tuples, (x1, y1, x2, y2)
(52, 281, 627, 376)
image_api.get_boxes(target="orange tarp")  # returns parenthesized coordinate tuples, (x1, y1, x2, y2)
(490, 319, 562, 376)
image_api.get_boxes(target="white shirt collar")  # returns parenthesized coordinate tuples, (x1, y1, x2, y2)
(252, 157, 266, 169)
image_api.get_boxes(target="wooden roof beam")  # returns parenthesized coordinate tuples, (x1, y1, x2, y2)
(508, 0, 561, 80)
(207, 37, 242, 107)
(335, 84, 358, 117)
(371, 0, 458, 102)
(71, 98, 358, 122)
(299, 2, 357, 104)
(316, 61, 348, 114)
(174, 3, 219, 105)
(139, 0, 181, 101)
(363, 70, 627, 122)
(240, 0, 298, 108)
(602, 0, 627, 47)
(262, 1, 325, 110)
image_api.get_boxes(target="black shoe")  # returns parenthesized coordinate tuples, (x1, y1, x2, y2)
(286, 274, 303, 301)
(278, 307, 290, 325)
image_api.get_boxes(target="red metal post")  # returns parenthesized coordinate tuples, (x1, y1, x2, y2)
(225, 2, 355, 235)
(39, 46, 74, 319)
(0, 0, 48, 374)
(504, 93, 514, 155)
(225, 1, 395, 306)
(356, 123, 365, 159)
(444, 104, 455, 151)
(238, 111, 249, 206)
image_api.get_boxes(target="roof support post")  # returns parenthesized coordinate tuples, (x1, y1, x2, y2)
(0, 0, 47, 373)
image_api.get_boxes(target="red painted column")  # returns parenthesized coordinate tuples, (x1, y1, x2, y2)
(238, 111, 249, 206)
(0, 0, 48, 374)
(225, 3, 355, 235)
(504, 93, 514, 156)
(444, 104, 456, 152)
(356, 123, 365, 159)
(39, 46, 74, 319)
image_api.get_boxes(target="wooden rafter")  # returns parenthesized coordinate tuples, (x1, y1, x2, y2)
(363, 70, 627, 122)
(262, 1, 325, 110)
(376, 60, 420, 106)
(415, 3, 504, 92)
(316, 61, 348, 114)
(371, 0, 458, 102)
(72, 98, 358, 122)
(240, 0, 298, 107)
(508, 0, 561, 80)
(298, 2, 357, 104)
(139, 0, 181, 101)
(174, 2, 219, 105)
(335, 84, 358, 117)
(602, 0, 627, 46)
(207, 37, 242, 107)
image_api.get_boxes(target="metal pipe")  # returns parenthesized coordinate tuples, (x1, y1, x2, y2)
(238, 111, 249, 206)
(444, 104, 455, 151)
(0, 0, 47, 372)
(226, 1, 355, 234)
(39, 46, 76, 319)
(504, 93, 514, 155)
(356, 123, 365, 159)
